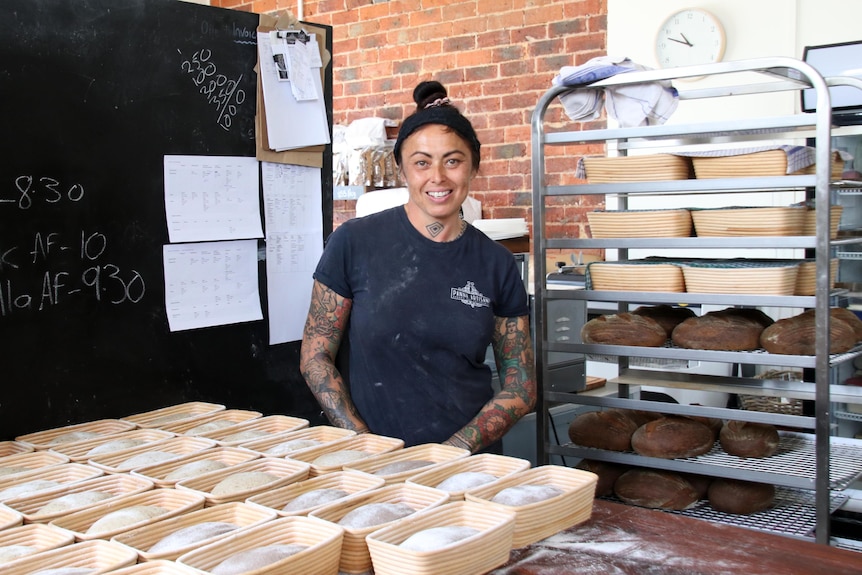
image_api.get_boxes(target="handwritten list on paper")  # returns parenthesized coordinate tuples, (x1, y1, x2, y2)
(164, 155, 263, 243)
(163, 240, 263, 332)
(262, 162, 323, 344)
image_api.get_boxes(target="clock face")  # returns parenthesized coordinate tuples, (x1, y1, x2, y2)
(655, 9, 726, 69)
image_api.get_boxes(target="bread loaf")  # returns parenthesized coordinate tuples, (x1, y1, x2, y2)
(580, 313, 667, 347)
(567, 409, 640, 452)
(672, 308, 772, 351)
(708, 478, 774, 515)
(719, 420, 779, 458)
(682, 414, 723, 442)
(820, 307, 862, 341)
(614, 469, 700, 510)
(632, 305, 697, 337)
(631, 416, 715, 459)
(760, 310, 856, 355)
(681, 473, 713, 499)
(576, 459, 628, 498)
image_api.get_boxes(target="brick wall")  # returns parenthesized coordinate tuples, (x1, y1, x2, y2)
(213, 0, 608, 243)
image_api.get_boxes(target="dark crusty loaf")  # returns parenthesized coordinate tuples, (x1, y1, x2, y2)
(580, 313, 667, 347)
(760, 310, 856, 355)
(708, 478, 774, 515)
(631, 416, 715, 459)
(568, 409, 639, 452)
(672, 308, 773, 351)
(631, 305, 697, 337)
(576, 459, 628, 498)
(719, 420, 779, 458)
(614, 468, 700, 510)
(799, 307, 862, 342)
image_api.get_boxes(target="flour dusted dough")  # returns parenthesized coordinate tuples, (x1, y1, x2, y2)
(148, 521, 238, 554)
(211, 544, 307, 575)
(338, 502, 416, 528)
(0, 544, 36, 563)
(149, 412, 193, 426)
(86, 504, 167, 534)
(265, 439, 322, 456)
(436, 471, 498, 492)
(185, 420, 235, 435)
(0, 466, 31, 476)
(491, 484, 563, 506)
(400, 526, 480, 551)
(85, 438, 146, 456)
(49, 431, 100, 445)
(282, 488, 350, 512)
(374, 460, 434, 476)
(165, 460, 228, 482)
(31, 569, 96, 575)
(211, 471, 278, 496)
(0, 479, 60, 499)
(222, 430, 268, 442)
(119, 451, 179, 469)
(311, 450, 370, 467)
(39, 491, 113, 515)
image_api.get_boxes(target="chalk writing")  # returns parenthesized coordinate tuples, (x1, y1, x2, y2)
(180, 49, 247, 132)
(0, 175, 85, 210)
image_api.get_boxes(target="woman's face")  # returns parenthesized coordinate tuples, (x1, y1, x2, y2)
(399, 123, 476, 223)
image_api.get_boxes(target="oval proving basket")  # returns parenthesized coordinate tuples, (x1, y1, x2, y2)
(174, 456, 310, 506)
(47, 429, 175, 463)
(587, 209, 693, 238)
(690, 206, 807, 237)
(86, 436, 217, 474)
(680, 261, 800, 295)
(0, 523, 75, 565)
(15, 419, 137, 450)
(343, 443, 470, 485)
(111, 501, 278, 562)
(795, 258, 839, 295)
(130, 446, 261, 488)
(107, 559, 202, 575)
(286, 433, 404, 477)
(239, 425, 356, 457)
(582, 154, 691, 183)
(464, 464, 597, 548)
(246, 469, 385, 517)
(586, 262, 685, 292)
(365, 500, 515, 575)
(156, 409, 262, 437)
(406, 453, 531, 502)
(309, 482, 454, 575)
(0, 505, 23, 530)
(201, 414, 310, 446)
(0, 450, 69, 478)
(1, 539, 137, 575)
(0, 462, 103, 503)
(802, 205, 843, 238)
(120, 402, 226, 429)
(0, 442, 34, 458)
(177, 515, 344, 575)
(5, 472, 154, 524)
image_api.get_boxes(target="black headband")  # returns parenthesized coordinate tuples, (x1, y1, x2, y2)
(393, 104, 481, 170)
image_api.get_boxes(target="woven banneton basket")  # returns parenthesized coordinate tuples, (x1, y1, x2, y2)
(739, 370, 805, 416)
(239, 425, 356, 457)
(154, 409, 263, 436)
(582, 154, 692, 183)
(0, 522, 75, 563)
(406, 453, 532, 502)
(690, 206, 808, 237)
(343, 443, 470, 485)
(691, 149, 844, 179)
(5, 472, 154, 524)
(2, 539, 137, 575)
(246, 469, 385, 517)
(0, 442, 34, 458)
(587, 209, 693, 238)
(802, 205, 843, 238)
(174, 456, 311, 506)
(309, 482, 451, 575)
(795, 259, 839, 296)
(177, 515, 344, 575)
(47, 429, 175, 463)
(111, 501, 278, 562)
(286, 433, 404, 477)
(586, 262, 685, 292)
(15, 419, 137, 450)
(106, 559, 202, 575)
(0, 450, 70, 476)
(120, 402, 226, 429)
(0, 462, 103, 503)
(464, 464, 598, 548)
(198, 414, 310, 446)
(680, 262, 800, 295)
(86, 436, 217, 474)
(0, 504, 23, 530)
(365, 500, 515, 575)
(49, 488, 206, 541)
(130, 446, 261, 488)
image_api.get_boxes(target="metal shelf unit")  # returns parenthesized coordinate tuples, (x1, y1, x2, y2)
(530, 57, 862, 545)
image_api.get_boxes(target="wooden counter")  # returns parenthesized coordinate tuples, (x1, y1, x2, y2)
(491, 500, 862, 575)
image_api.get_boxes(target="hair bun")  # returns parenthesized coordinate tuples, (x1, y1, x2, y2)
(413, 80, 448, 109)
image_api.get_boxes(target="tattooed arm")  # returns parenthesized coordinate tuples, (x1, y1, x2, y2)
(444, 314, 537, 453)
(299, 280, 369, 433)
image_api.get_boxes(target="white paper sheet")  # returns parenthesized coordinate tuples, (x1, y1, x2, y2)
(163, 240, 263, 332)
(164, 155, 263, 243)
(262, 162, 324, 344)
(258, 33, 330, 151)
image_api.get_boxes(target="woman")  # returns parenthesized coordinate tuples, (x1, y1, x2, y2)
(299, 80, 536, 453)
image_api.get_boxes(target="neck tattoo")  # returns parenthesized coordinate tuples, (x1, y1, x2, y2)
(426, 219, 466, 241)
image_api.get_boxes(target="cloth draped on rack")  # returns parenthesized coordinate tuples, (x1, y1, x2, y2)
(553, 56, 679, 127)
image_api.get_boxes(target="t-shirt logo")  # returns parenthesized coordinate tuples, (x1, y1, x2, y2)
(450, 281, 490, 309)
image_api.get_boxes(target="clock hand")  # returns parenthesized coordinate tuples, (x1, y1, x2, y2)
(667, 37, 692, 46)
(680, 32, 693, 47)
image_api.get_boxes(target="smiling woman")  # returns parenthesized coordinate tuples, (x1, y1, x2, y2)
(298, 80, 537, 453)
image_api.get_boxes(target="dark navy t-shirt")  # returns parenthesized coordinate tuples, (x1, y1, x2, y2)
(313, 206, 529, 446)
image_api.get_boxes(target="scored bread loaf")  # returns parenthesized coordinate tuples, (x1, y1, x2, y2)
(614, 469, 700, 510)
(580, 313, 668, 347)
(760, 310, 856, 355)
(631, 305, 697, 337)
(631, 416, 715, 459)
(719, 420, 779, 458)
(672, 308, 773, 351)
(708, 478, 774, 515)
(567, 409, 640, 452)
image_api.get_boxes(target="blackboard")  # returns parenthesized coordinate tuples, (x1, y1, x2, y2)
(0, 0, 333, 439)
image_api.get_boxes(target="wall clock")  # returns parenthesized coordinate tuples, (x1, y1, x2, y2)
(655, 8, 726, 69)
